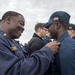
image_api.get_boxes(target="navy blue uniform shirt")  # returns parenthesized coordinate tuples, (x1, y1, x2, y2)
(52, 32, 75, 75)
(0, 30, 54, 75)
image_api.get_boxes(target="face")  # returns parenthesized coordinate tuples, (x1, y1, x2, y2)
(67, 30, 72, 36)
(67, 29, 74, 38)
(46, 30, 51, 38)
(7, 15, 25, 39)
(40, 27, 47, 38)
(48, 23, 58, 39)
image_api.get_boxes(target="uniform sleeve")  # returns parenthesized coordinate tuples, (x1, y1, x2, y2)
(57, 40, 75, 75)
(0, 42, 54, 75)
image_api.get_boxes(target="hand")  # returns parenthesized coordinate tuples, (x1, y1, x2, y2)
(46, 41, 60, 54)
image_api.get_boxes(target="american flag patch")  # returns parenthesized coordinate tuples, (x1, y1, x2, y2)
(69, 27, 72, 29)
(54, 17, 59, 20)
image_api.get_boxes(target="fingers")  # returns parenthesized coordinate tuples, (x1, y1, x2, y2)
(56, 42, 60, 45)
(52, 41, 60, 45)
(46, 41, 60, 54)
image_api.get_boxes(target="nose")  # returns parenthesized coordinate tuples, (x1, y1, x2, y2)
(20, 25, 25, 33)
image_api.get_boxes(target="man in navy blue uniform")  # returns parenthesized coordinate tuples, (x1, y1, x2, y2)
(0, 11, 60, 75)
(46, 11, 75, 75)
(68, 23, 75, 39)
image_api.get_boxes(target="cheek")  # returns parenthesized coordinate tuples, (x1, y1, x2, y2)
(9, 23, 16, 29)
(50, 28, 54, 34)
(50, 29, 57, 37)
(44, 30, 46, 34)
(68, 30, 71, 35)
(42, 31, 46, 36)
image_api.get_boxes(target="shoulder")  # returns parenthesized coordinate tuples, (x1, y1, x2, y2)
(29, 37, 42, 43)
(59, 37, 75, 54)
(62, 37, 75, 46)
(0, 34, 7, 44)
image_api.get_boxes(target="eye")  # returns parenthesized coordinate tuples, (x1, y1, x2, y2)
(18, 21, 24, 26)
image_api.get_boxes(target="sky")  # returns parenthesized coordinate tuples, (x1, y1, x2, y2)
(0, 0, 75, 44)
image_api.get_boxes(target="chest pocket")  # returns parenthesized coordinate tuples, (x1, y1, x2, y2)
(7, 40, 26, 61)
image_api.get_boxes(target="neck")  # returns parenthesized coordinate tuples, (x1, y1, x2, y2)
(57, 29, 67, 39)
(36, 32, 42, 38)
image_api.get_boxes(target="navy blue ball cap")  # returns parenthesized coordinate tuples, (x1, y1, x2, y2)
(43, 22, 51, 29)
(68, 23, 75, 30)
(48, 11, 70, 24)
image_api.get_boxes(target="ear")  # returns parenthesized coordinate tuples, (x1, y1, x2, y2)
(55, 22, 61, 29)
(5, 16, 11, 24)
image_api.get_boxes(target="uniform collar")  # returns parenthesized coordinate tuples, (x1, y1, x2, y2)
(0, 30, 13, 41)
(0, 30, 7, 36)
(57, 32, 70, 43)
(0, 30, 5, 34)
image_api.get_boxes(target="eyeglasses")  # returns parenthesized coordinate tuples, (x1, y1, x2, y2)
(43, 28, 48, 31)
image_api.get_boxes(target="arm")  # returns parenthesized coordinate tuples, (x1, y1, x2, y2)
(0, 43, 53, 75)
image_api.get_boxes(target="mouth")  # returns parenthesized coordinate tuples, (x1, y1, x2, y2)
(19, 30, 22, 33)
(17, 31, 22, 36)
(18, 28, 24, 33)
(16, 28, 24, 37)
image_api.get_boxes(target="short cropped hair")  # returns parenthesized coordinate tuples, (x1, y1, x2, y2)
(35, 23, 44, 32)
(2, 11, 22, 20)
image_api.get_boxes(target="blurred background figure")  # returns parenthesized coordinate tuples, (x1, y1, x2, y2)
(28, 23, 46, 55)
(43, 23, 52, 44)
(67, 23, 75, 39)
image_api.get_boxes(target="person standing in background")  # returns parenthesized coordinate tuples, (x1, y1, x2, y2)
(67, 23, 75, 39)
(43, 23, 52, 44)
(28, 23, 47, 55)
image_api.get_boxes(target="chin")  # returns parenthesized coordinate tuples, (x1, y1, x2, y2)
(16, 34, 21, 38)
(50, 36, 53, 39)
(17, 36, 20, 39)
(51, 36, 55, 39)
(14, 36, 20, 39)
